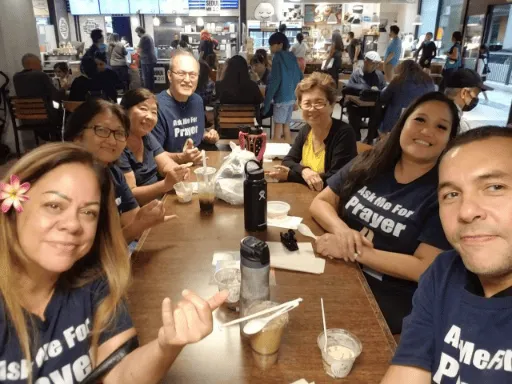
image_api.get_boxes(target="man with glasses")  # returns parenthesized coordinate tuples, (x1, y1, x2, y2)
(152, 50, 219, 164)
(444, 68, 493, 134)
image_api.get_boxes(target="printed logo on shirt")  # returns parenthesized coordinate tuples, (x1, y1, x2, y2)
(344, 186, 415, 239)
(0, 319, 93, 382)
(433, 324, 512, 383)
(173, 117, 199, 138)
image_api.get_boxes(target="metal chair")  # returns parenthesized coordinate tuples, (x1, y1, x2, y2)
(214, 104, 260, 140)
(7, 96, 62, 157)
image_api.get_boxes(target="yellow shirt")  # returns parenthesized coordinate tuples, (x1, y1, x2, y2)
(301, 131, 326, 174)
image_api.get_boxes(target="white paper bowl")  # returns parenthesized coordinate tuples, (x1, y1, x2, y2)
(267, 201, 291, 220)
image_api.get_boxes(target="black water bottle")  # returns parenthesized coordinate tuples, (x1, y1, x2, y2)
(244, 160, 267, 232)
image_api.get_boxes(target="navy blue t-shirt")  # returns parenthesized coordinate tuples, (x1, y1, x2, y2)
(0, 279, 134, 383)
(327, 161, 450, 333)
(109, 164, 139, 214)
(393, 251, 512, 383)
(118, 133, 164, 187)
(152, 91, 205, 153)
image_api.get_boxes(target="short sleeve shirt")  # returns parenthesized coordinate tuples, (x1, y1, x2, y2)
(393, 251, 512, 383)
(0, 279, 134, 383)
(385, 38, 402, 67)
(109, 164, 139, 214)
(118, 133, 164, 187)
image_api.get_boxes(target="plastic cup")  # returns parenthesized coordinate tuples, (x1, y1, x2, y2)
(194, 167, 217, 183)
(198, 180, 215, 215)
(213, 267, 241, 310)
(245, 301, 289, 370)
(174, 182, 193, 203)
(317, 329, 362, 379)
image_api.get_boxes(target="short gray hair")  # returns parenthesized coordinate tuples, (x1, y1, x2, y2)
(444, 87, 461, 99)
(21, 53, 40, 67)
(169, 49, 198, 72)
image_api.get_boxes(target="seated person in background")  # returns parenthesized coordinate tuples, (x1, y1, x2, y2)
(216, 55, 263, 105)
(13, 53, 66, 101)
(379, 60, 435, 134)
(444, 68, 493, 134)
(250, 52, 271, 86)
(119, 89, 190, 205)
(94, 51, 120, 100)
(310, 92, 460, 335)
(195, 60, 216, 107)
(53, 62, 72, 90)
(345, 51, 386, 141)
(69, 56, 117, 102)
(381, 127, 512, 384)
(153, 50, 219, 162)
(0, 143, 228, 383)
(64, 98, 174, 243)
(270, 72, 357, 191)
(263, 32, 303, 143)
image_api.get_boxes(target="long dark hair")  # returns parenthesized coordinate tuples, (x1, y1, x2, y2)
(392, 59, 432, 86)
(64, 98, 130, 141)
(329, 33, 344, 59)
(338, 92, 460, 215)
(221, 55, 251, 89)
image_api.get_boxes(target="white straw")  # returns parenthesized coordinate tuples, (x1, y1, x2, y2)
(201, 150, 207, 183)
(321, 298, 327, 353)
(220, 298, 303, 328)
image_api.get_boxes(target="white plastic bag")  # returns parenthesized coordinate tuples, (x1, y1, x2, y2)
(214, 142, 257, 205)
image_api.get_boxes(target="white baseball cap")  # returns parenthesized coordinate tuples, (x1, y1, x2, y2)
(364, 51, 381, 63)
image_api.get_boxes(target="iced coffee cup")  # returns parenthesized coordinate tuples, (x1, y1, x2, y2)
(198, 180, 215, 215)
(213, 267, 241, 310)
(317, 329, 362, 378)
(245, 301, 289, 370)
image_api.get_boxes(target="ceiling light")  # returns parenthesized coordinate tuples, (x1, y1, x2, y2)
(371, 13, 379, 23)
(197, 17, 204, 26)
(153, 17, 160, 27)
(176, 17, 183, 26)
(130, 16, 139, 27)
(412, 15, 422, 25)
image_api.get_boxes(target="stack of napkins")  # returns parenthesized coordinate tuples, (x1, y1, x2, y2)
(264, 143, 292, 160)
(267, 242, 325, 275)
(267, 216, 303, 230)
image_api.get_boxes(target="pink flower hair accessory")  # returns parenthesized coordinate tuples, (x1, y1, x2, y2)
(0, 175, 30, 213)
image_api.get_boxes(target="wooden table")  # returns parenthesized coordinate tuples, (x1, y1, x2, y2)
(129, 152, 395, 383)
(344, 94, 376, 108)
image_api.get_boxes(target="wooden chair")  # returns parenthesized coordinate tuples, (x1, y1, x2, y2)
(61, 101, 83, 140)
(214, 104, 260, 140)
(8, 96, 62, 157)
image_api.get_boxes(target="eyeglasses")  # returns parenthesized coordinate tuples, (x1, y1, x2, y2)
(86, 126, 128, 142)
(300, 101, 328, 111)
(171, 70, 198, 81)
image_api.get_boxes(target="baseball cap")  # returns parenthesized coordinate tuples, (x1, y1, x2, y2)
(364, 51, 381, 63)
(445, 68, 493, 91)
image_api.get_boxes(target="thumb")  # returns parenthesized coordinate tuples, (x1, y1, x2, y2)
(163, 215, 178, 222)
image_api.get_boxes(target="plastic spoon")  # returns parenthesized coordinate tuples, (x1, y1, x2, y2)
(243, 302, 299, 335)
(321, 297, 327, 353)
(298, 223, 318, 240)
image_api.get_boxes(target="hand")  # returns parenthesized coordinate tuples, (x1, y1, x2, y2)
(203, 129, 219, 144)
(268, 165, 289, 181)
(302, 168, 323, 191)
(182, 147, 202, 164)
(315, 229, 373, 262)
(157, 289, 228, 349)
(136, 200, 177, 231)
(164, 165, 190, 191)
(183, 138, 195, 152)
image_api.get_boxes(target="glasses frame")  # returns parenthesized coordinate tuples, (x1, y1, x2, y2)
(170, 70, 199, 81)
(86, 125, 128, 142)
(299, 101, 329, 111)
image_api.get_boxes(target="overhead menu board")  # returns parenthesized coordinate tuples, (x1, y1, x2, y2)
(99, 0, 130, 14)
(69, 0, 100, 15)
(188, 0, 206, 10)
(159, 0, 189, 13)
(220, 0, 238, 9)
(129, 0, 159, 14)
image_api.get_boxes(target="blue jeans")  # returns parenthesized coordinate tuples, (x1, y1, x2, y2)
(141, 63, 155, 91)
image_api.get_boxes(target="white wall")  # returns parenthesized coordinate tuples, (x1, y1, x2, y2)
(0, 0, 40, 152)
(380, 1, 418, 35)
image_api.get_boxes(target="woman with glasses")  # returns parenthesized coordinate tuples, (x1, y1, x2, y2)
(269, 72, 357, 191)
(64, 98, 176, 244)
(118, 89, 190, 205)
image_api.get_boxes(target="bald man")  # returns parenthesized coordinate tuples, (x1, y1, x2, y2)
(13, 53, 66, 102)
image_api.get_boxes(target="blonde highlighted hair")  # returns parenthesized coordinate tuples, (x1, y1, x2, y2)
(0, 143, 131, 383)
(295, 72, 337, 105)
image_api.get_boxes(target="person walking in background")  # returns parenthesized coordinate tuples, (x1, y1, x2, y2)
(414, 32, 437, 74)
(109, 32, 130, 91)
(379, 60, 435, 134)
(347, 32, 364, 71)
(199, 30, 215, 60)
(324, 32, 344, 88)
(291, 33, 309, 73)
(476, 44, 490, 102)
(440, 31, 463, 92)
(384, 25, 402, 83)
(264, 32, 303, 143)
(84, 29, 105, 59)
(136, 26, 157, 92)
